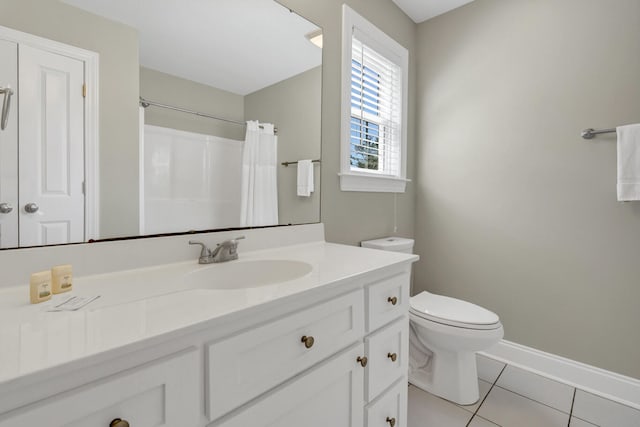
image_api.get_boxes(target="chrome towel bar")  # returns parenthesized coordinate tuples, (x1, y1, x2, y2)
(281, 159, 321, 167)
(581, 127, 616, 139)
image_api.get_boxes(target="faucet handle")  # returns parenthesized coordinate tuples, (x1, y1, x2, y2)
(189, 240, 211, 258)
(229, 236, 245, 254)
(217, 235, 246, 247)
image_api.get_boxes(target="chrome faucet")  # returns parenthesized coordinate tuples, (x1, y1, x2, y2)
(189, 236, 245, 264)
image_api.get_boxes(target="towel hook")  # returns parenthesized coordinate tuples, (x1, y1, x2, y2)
(0, 86, 13, 131)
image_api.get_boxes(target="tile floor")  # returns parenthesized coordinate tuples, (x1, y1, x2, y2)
(408, 355, 640, 427)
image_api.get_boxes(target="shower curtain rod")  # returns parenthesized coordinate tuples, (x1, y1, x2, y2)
(139, 97, 277, 134)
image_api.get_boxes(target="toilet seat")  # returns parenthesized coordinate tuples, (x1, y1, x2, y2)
(410, 291, 501, 330)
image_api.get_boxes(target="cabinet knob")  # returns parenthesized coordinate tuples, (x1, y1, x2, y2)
(386, 416, 396, 427)
(109, 419, 130, 427)
(0, 203, 12, 214)
(387, 296, 398, 306)
(356, 356, 368, 367)
(301, 335, 315, 349)
(387, 352, 398, 362)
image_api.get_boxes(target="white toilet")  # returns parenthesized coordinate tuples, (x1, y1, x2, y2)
(409, 291, 503, 405)
(361, 237, 503, 405)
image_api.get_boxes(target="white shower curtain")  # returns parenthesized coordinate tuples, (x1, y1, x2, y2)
(240, 121, 278, 227)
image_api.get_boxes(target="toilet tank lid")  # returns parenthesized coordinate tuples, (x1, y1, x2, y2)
(361, 237, 414, 251)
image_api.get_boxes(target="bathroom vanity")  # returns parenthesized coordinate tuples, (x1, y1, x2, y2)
(0, 225, 417, 426)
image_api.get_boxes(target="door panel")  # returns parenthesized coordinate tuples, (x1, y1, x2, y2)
(19, 44, 85, 246)
(216, 344, 365, 427)
(0, 349, 200, 427)
(0, 39, 18, 248)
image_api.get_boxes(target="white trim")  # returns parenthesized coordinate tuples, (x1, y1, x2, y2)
(481, 339, 640, 410)
(339, 172, 410, 193)
(0, 25, 100, 241)
(340, 5, 409, 193)
(84, 50, 100, 241)
(138, 106, 146, 235)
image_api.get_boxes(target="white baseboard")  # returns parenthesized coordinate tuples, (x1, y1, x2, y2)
(480, 340, 640, 411)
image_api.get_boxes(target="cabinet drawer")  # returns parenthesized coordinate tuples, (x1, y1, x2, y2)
(365, 317, 409, 401)
(366, 272, 409, 332)
(0, 348, 199, 427)
(214, 344, 365, 427)
(207, 290, 365, 421)
(366, 378, 408, 427)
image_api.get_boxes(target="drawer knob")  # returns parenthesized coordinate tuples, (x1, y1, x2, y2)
(386, 416, 396, 427)
(356, 356, 368, 367)
(301, 335, 315, 349)
(387, 352, 398, 362)
(110, 419, 130, 427)
(387, 296, 398, 306)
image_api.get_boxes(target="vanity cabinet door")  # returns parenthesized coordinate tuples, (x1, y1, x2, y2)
(365, 317, 409, 401)
(214, 343, 365, 427)
(366, 272, 410, 333)
(0, 349, 199, 427)
(365, 378, 408, 427)
(207, 289, 364, 420)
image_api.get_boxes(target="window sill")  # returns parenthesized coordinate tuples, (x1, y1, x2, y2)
(339, 172, 409, 193)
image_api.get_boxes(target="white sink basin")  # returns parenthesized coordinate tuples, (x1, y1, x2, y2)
(183, 259, 313, 290)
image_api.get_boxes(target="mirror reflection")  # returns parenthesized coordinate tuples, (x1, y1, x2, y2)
(0, 0, 322, 249)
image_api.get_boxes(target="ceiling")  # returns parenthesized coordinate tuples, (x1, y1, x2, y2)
(391, 0, 476, 23)
(61, 0, 322, 95)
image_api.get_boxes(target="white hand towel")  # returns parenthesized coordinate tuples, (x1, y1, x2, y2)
(617, 124, 640, 201)
(296, 160, 314, 197)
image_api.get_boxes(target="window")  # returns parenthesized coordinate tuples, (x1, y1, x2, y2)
(340, 5, 409, 192)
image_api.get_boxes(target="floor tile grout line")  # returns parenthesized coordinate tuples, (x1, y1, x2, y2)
(465, 363, 508, 427)
(567, 388, 576, 426)
(491, 383, 574, 416)
(482, 357, 640, 416)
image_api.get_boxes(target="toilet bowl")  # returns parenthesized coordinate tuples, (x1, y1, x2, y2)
(409, 291, 503, 405)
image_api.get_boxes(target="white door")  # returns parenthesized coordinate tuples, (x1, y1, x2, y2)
(18, 44, 85, 246)
(0, 39, 18, 248)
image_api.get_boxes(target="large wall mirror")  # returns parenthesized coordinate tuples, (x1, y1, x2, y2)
(0, 0, 322, 249)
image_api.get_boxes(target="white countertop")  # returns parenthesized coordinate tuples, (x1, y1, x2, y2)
(0, 241, 417, 386)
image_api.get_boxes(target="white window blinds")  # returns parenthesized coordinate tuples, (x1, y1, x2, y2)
(350, 33, 403, 177)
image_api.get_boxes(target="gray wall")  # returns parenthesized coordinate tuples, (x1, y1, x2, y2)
(140, 67, 245, 140)
(245, 66, 322, 226)
(0, 0, 140, 239)
(278, 0, 417, 245)
(415, 0, 640, 378)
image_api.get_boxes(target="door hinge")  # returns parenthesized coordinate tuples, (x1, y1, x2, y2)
(82, 83, 87, 98)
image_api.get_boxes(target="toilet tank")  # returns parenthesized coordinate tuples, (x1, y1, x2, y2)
(361, 237, 414, 254)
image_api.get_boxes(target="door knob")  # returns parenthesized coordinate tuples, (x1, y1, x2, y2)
(0, 203, 12, 214)
(24, 203, 39, 213)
